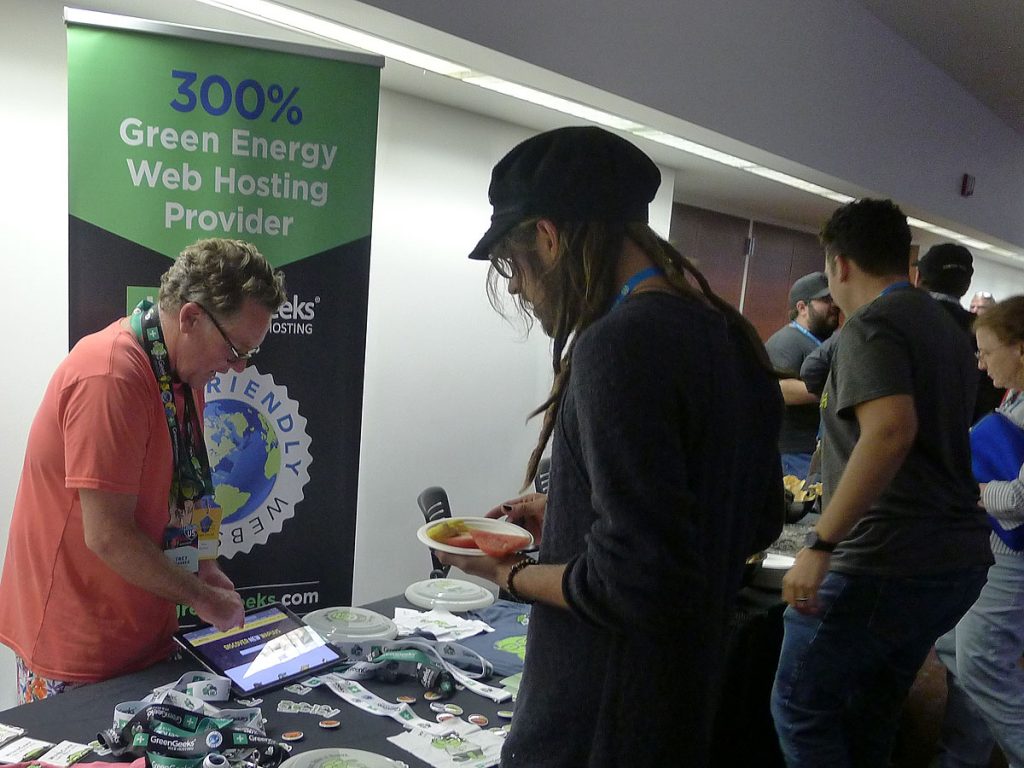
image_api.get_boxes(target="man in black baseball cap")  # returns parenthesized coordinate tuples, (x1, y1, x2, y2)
(789, 271, 831, 310)
(765, 271, 840, 479)
(913, 243, 974, 300)
(441, 125, 785, 767)
(912, 242, 1002, 419)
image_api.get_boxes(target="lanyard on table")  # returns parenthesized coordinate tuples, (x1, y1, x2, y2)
(98, 702, 287, 768)
(338, 637, 511, 703)
(323, 676, 455, 735)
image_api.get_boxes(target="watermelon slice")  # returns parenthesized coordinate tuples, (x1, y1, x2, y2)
(469, 530, 532, 558)
(445, 533, 477, 549)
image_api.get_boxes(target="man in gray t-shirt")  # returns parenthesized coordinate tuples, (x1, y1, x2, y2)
(765, 272, 838, 478)
(770, 199, 992, 768)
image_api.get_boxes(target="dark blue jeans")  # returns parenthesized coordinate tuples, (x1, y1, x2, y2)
(770, 567, 988, 768)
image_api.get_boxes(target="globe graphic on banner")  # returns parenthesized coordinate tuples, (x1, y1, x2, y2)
(204, 399, 281, 524)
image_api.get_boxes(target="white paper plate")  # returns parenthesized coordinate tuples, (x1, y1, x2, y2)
(280, 748, 407, 768)
(416, 516, 534, 556)
(405, 577, 495, 611)
(303, 606, 398, 645)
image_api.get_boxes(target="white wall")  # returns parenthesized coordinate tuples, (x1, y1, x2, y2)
(0, 2, 674, 711)
(970, 260, 1024, 309)
(355, 92, 674, 603)
(0, 1, 72, 712)
(353, 96, 552, 603)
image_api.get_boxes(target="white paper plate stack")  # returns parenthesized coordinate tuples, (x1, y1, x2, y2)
(404, 577, 495, 611)
(280, 748, 407, 768)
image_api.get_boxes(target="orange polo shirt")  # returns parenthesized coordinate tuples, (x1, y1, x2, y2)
(0, 320, 181, 682)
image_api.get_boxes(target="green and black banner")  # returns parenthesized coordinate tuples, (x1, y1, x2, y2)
(66, 10, 382, 617)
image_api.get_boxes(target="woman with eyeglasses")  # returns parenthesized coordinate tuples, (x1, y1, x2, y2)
(934, 295, 1024, 767)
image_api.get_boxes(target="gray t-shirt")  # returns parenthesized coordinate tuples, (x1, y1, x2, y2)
(821, 286, 992, 576)
(765, 323, 821, 454)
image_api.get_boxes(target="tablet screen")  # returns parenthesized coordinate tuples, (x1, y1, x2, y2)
(175, 604, 343, 695)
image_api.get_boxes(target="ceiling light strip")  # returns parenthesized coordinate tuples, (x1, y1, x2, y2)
(196, 0, 1020, 260)
(197, 0, 469, 75)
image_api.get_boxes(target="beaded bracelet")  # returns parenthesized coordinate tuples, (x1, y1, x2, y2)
(506, 556, 537, 603)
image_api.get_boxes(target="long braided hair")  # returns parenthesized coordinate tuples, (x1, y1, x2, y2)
(487, 218, 775, 489)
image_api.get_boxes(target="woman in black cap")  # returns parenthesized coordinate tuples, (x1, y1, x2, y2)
(439, 126, 784, 767)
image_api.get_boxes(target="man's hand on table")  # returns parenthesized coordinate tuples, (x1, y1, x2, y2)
(193, 584, 245, 631)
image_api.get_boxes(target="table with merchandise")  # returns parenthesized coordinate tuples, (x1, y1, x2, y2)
(0, 589, 528, 768)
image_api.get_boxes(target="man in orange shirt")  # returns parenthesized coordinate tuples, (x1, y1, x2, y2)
(0, 238, 285, 701)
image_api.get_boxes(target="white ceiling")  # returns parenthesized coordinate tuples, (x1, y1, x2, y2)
(855, 0, 1024, 139)
(345, 0, 1024, 246)
(79, 0, 1024, 254)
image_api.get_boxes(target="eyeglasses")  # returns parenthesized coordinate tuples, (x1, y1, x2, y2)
(195, 303, 259, 363)
(975, 345, 1008, 362)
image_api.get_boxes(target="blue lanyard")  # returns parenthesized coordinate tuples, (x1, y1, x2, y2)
(788, 321, 823, 347)
(879, 280, 913, 297)
(612, 266, 663, 309)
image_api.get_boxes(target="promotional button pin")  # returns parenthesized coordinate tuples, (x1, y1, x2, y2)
(468, 714, 489, 726)
(280, 731, 304, 742)
(443, 703, 463, 715)
(318, 719, 341, 730)
(396, 695, 417, 704)
(436, 713, 456, 722)
(423, 690, 442, 701)
(429, 702, 447, 713)
(496, 710, 514, 719)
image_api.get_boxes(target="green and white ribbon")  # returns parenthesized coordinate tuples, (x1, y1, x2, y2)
(322, 676, 454, 735)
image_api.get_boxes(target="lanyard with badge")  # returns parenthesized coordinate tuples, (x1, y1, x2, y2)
(788, 321, 823, 347)
(130, 299, 214, 572)
(611, 266, 663, 309)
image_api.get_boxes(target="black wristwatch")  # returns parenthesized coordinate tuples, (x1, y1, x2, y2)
(804, 530, 838, 553)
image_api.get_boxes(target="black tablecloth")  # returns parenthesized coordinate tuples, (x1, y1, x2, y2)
(0, 596, 514, 766)
(0, 589, 788, 766)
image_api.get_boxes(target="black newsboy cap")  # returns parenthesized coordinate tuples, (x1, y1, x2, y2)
(468, 126, 662, 260)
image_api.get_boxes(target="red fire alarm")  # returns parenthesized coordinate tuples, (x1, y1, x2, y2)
(961, 173, 975, 197)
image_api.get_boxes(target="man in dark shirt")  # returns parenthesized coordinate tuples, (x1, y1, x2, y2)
(771, 199, 992, 768)
(914, 242, 1003, 420)
(765, 272, 839, 478)
(438, 126, 784, 767)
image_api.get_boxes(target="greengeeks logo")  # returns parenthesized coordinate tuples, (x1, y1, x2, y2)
(204, 368, 311, 557)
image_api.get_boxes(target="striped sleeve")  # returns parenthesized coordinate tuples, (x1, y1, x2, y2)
(982, 460, 1024, 523)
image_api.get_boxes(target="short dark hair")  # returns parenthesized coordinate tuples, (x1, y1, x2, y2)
(820, 199, 911, 277)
